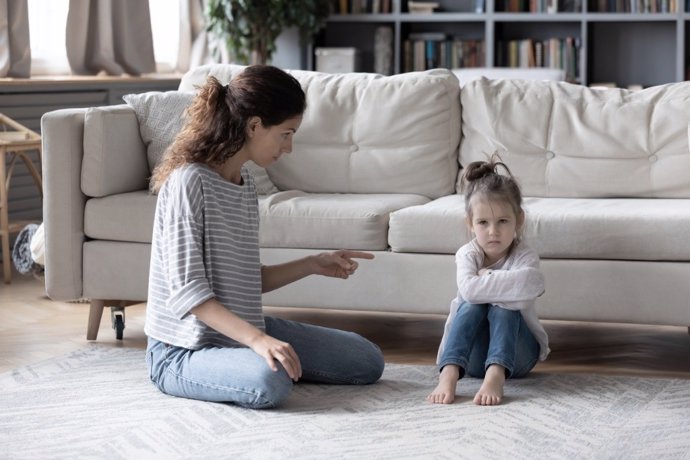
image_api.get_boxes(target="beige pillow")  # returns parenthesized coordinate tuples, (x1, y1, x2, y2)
(123, 91, 278, 195)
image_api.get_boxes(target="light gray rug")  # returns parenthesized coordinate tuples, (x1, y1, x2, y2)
(1, 345, 689, 460)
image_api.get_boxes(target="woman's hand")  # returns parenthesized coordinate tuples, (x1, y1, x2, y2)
(247, 332, 302, 382)
(312, 250, 375, 279)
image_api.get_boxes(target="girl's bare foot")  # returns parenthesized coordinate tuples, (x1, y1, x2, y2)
(427, 365, 460, 404)
(474, 364, 506, 406)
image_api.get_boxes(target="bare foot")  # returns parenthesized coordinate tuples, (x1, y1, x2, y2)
(427, 365, 460, 404)
(474, 364, 506, 406)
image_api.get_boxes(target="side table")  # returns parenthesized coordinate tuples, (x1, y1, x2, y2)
(0, 114, 43, 284)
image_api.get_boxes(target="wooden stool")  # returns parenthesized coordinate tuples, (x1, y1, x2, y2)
(0, 114, 43, 284)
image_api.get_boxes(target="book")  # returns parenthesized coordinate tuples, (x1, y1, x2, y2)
(408, 1, 440, 13)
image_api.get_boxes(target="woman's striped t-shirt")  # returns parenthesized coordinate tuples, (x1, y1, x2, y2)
(144, 162, 265, 350)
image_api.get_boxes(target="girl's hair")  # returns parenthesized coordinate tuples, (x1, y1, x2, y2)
(150, 65, 306, 192)
(461, 154, 524, 232)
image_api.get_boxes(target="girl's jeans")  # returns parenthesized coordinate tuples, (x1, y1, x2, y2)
(146, 316, 385, 409)
(438, 302, 540, 379)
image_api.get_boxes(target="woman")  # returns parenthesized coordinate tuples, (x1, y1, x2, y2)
(145, 65, 384, 409)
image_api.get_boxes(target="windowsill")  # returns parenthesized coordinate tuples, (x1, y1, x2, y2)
(0, 72, 183, 86)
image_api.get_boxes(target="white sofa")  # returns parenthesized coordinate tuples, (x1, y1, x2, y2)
(41, 64, 690, 340)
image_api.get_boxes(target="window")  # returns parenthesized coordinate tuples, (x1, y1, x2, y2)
(149, 0, 181, 73)
(28, 0, 179, 76)
(28, 0, 70, 75)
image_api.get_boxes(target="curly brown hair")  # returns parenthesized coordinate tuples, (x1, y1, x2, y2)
(150, 65, 306, 193)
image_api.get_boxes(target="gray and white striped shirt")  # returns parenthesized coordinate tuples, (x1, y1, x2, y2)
(145, 163, 265, 350)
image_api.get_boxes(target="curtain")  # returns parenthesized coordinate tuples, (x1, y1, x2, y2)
(176, 0, 227, 73)
(0, 0, 31, 77)
(65, 0, 156, 76)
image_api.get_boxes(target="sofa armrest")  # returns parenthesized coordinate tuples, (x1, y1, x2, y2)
(41, 108, 88, 301)
(82, 105, 149, 197)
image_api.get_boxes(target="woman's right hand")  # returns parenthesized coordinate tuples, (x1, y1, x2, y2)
(248, 332, 302, 382)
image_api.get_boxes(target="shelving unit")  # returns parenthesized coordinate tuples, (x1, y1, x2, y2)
(317, 0, 689, 86)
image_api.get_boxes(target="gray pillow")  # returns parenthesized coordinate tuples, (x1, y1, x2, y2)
(123, 91, 193, 172)
(123, 91, 278, 195)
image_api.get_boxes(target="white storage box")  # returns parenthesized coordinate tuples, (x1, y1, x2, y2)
(315, 47, 360, 73)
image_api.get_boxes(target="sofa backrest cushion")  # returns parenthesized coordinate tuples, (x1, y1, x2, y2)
(460, 78, 690, 198)
(180, 64, 461, 199)
(82, 105, 149, 197)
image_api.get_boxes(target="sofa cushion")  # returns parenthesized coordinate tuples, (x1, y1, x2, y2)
(259, 192, 430, 250)
(389, 195, 470, 254)
(122, 91, 194, 173)
(459, 78, 690, 198)
(82, 105, 149, 197)
(122, 90, 278, 195)
(389, 195, 690, 260)
(84, 190, 157, 243)
(180, 64, 461, 199)
(523, 197, 690, 260)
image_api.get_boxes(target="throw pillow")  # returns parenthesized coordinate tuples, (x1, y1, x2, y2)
(123, 91, 194, 172)
(123, 91, 279, 195)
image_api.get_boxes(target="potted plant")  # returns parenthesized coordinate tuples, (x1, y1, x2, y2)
(205, 0, 332, 65)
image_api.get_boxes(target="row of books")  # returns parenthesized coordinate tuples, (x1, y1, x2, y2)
(496, 0, 581, 12)
(495, 37, 580, 82)
(593, 0, 678, 11)
(334, 0, 392, 14)
(334, 0, 678, 13)
(402, 34, 486, 72)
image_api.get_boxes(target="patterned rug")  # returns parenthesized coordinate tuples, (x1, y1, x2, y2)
(1, 345, 689, 459)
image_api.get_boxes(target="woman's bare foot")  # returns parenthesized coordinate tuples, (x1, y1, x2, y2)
(427, 365, 460, 404)
(474, 364, 506, 406)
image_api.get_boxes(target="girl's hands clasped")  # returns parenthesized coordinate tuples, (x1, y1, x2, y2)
(248, 332, 302, 381)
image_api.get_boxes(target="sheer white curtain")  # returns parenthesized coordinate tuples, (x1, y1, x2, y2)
(23, 0, 216, 77)
(28, 0, 69, 75)
(176, 0, 227, 73)
(0, 0, 31, 77)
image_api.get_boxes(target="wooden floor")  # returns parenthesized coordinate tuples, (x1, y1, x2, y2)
(2, 268, 690, 379)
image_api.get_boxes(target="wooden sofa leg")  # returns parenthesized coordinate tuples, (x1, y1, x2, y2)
(87, 300, 105, 341)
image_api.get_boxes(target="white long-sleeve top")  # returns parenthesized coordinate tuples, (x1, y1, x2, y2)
(437, 238, 550, 363)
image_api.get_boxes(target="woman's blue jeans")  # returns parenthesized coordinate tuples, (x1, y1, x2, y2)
(146, 316, 385, 409)
(438, 302, 540, 379)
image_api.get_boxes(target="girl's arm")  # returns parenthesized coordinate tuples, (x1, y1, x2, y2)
(190, 298, 302, 381)
(261, 250, 374, 293)
(456, 248, 545, 304)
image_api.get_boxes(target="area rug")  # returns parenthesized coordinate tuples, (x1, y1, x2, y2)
(1, 346, 689, 460)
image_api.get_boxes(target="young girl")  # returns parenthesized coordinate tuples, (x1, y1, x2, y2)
(145, 65, 385, 409)
(427, 157, 549, 405)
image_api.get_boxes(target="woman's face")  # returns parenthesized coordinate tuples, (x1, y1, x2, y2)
(246, 116, 303, 168)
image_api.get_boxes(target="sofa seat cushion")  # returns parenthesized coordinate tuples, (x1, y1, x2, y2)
(390, 195, 690, 261)
(389, 195, 469, 254)
(524, 198, 690, 260)
(84, 190, 157, 243)
(259, 191, 429, 250)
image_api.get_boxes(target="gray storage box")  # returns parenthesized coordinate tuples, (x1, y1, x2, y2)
(315, 47, 360, 73)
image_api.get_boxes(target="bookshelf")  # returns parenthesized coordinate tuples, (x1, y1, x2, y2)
(317, 0, 689, 87)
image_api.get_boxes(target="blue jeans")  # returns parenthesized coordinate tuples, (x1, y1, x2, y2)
(438, 302, 540, 379)
(146, 316, 385, 409)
